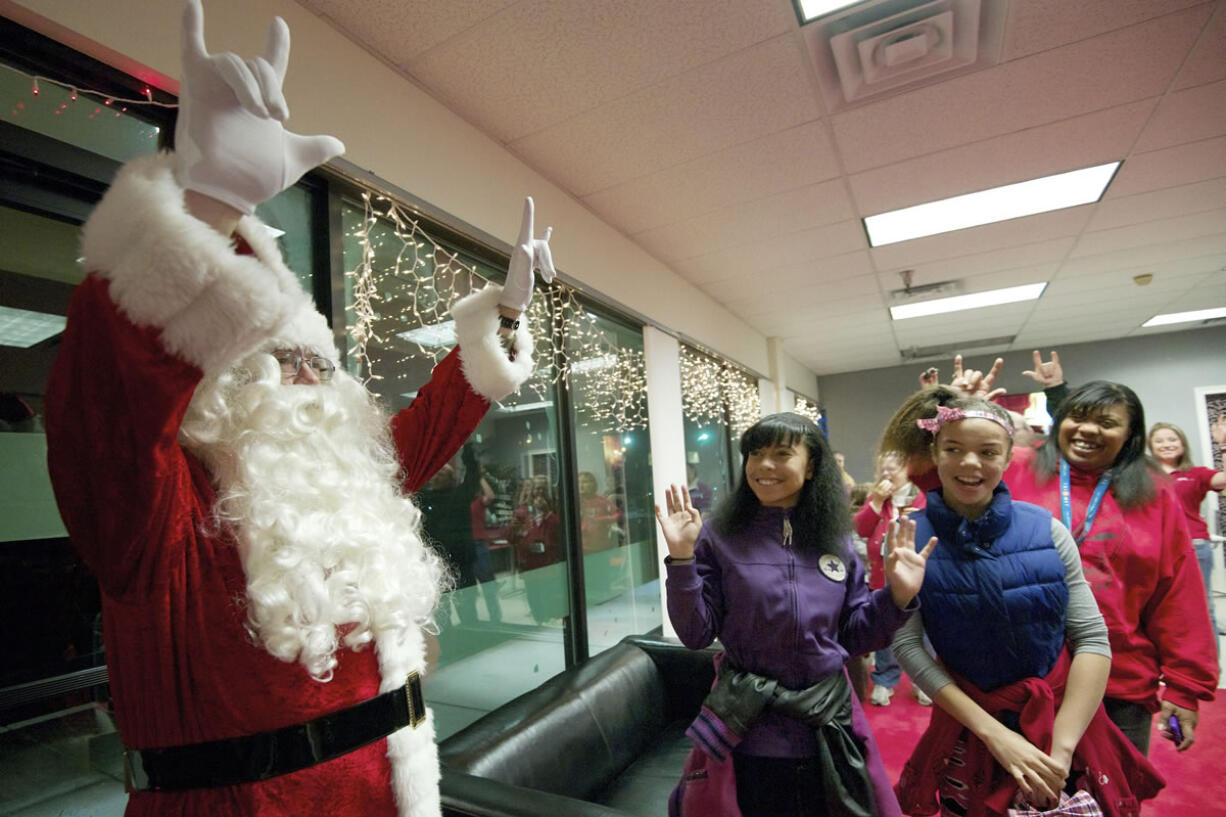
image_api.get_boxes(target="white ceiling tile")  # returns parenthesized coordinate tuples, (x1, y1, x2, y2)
(299, 0, 516, 64)
(633, 179, 855, 263)
(830, 8, 1206, 173)
(581, 123, 842, 236)
(848, 101, 1153, 215)
(1000, 0, 1207, 61)
(1086, 178, 1226, 231)
(509, 34, 822, 196)
(1106, 135, 1226, 197)
(876, 239, 1077, 283)
(1133, 80, 1226, 153)
(400, 0, 797, 141)
(1057, 236, 1226, 277)
(1173, 2, 1226, 89)
(675, 220, 868, 285)
(704, 252, 876, 302)
(1071, 209, 1226, 257)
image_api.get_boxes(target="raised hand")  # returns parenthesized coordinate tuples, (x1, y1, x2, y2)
(176, 0, 345, 216)
(883, 516, 937, 609)
(918, 367, 940, 388)
(1021, 349, 1064, 389)
(500, 197, 556, 314)
(1208, 413, 1226, 448)
(950, 354, 1006, 400)
(654, 483, 702, 560)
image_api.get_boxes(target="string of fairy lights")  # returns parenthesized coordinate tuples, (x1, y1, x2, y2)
(792, 395, 823, 426)
(3, 62, 174, 136)
(679, 347, 761, 438)
(345, 192, 653, 432)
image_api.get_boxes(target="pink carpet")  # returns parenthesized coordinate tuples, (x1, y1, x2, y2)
(861, 675, 1226, 815)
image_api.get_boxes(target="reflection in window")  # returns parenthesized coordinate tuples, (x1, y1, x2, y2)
(2, 60, 163, 162)
(679, 344, 760, 515)
(339, 197, 570, 739)
(566, 313, 660, 656)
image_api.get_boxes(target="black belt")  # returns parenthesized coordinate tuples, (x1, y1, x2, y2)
(124, 671, 426, 791)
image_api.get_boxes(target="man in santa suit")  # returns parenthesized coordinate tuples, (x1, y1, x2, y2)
(43, 2, 553, 815)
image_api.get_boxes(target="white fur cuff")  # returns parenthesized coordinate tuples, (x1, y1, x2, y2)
(81, 153, 315, 375)
(450, 286, 535, 402)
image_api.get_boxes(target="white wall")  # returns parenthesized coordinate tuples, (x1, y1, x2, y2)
(4, 0, 795, 383)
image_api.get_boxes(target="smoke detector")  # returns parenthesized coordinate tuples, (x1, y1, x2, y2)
(802, 0, 1008, 112)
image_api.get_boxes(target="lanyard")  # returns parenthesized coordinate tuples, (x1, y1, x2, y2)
(1059, 457, 1112, 545)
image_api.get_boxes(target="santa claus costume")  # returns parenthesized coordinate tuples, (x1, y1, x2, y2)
(44, 149, 534, 817)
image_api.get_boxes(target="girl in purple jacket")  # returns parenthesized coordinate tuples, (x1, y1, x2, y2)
(656, 412, 934, 817)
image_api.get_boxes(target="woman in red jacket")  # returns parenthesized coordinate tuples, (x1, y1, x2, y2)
(881, 380, 1218, 756)
(1148, 421, 1226, 644)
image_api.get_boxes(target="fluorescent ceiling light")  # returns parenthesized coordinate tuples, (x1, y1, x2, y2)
(0, 305, 67, 348)
(890, 283, 1046, 320)
(1142, 307, 1226, 328)
(864, 162, 1121, 247)
(397, 320, 456, 348)
(795, 0, 862, 22)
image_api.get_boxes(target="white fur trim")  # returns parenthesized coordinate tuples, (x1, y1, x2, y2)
(375, 626, 440, 817)
(81, 152, 325, 375)
(450, 286, 534, 402)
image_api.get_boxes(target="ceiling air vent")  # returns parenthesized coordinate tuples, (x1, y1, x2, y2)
(802, 0, 1007, 112)
(900, 334, 1015, 362)
(887, 278, 962, 307)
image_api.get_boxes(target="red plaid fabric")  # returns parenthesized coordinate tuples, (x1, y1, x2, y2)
(1008, 790, 1104, 817)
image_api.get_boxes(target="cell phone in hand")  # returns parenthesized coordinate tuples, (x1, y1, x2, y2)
(1165, 714, 1183, 744)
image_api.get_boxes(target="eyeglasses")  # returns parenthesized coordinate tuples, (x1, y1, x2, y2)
(272, 349, 336, 382)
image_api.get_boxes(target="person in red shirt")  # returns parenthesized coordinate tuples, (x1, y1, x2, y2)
(880, 377, 1218, 757)
(854, 452, 929, 706)
(42, 3, 550, 815)
(1149, 421, 1226, 643)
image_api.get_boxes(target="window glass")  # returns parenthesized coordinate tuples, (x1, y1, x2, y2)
(565, 312, 660, 656)
(340, 198, 569, 739)
(679, 344, 760, 515)
(2, 60, 163, 162)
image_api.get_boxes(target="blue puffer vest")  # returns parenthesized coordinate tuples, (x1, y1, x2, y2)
(914, 483, 1067, 691)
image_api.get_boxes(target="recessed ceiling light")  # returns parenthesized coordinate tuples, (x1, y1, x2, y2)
(0, 305, 67, 348)
(1141, 307, 1226, 328)
(864, 162, 1121, 247)
(890, 283, 1047, 320)
(794, 0, 862, 23)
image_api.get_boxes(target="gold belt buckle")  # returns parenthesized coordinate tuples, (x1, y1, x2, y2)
(404, 671, 426, 729)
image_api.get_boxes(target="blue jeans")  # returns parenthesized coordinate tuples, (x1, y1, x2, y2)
(872, 646, 901, 688)
(1194, 539, 1219, 645)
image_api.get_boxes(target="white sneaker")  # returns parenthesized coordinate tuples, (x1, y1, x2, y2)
(870, 685, 892, 706)
(912, 687, 933, 706)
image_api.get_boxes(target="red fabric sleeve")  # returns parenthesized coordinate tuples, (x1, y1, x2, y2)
(1142, 488, 1219, 710)
(44, 275, 207, 600)
(854, 500, 886, 538)
(390, 346, 491, 494)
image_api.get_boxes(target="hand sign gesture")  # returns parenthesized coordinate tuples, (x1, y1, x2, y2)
(1021, 349, 1064, 388)
(500, 197, 557, 314)
(654, 483, 702, 560)
(884, 516, 937, 609)
(176, 0, 345, 215)
(950, 354, 1006, 401)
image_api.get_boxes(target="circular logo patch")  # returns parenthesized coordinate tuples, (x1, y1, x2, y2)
(819, 554, 847, 582)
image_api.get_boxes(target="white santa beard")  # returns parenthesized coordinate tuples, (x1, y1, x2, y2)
(181, 359, 446, 682)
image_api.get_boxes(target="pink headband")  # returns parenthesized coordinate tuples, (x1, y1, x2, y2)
(916, 404, 1014, 438)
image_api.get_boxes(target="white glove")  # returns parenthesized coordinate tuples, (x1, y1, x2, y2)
(175, 0, 345, 215)
(500, 197, 556, 313)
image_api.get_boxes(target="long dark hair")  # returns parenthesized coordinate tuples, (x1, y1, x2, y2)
(1034, 380, 1156, 508)
(712, 412, 851, 556)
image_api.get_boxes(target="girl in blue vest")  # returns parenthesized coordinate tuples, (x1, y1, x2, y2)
(890, 398, 1162, 817)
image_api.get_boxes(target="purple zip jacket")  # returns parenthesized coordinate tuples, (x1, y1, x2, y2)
(666, 505, 914, 757)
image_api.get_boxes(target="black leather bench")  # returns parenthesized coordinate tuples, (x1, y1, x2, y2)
(438, 634, 719, 817)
